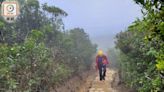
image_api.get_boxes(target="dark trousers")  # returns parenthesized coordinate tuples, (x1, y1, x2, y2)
(98, 65, 106, 81)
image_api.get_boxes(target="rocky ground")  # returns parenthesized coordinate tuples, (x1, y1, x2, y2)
(51, 68, 134, 92)
(80, 68, 117, 92)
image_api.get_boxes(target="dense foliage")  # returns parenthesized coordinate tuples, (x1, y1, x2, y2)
(0, 0, 96, 91)
(116, 0, 164, 91)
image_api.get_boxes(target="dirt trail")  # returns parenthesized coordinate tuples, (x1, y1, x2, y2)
(79, 68, 118, 92)
(51, 67, 132, 92)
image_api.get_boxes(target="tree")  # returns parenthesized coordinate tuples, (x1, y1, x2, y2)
(115, 0, 164, 91)
(0, 0, 96, 91)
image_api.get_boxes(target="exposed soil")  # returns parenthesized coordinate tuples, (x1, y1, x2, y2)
(50, 68, 134, 92)
(50, 69, 95, 92)
(86, 68, 117, 92)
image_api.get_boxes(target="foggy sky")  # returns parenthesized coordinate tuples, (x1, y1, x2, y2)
(39, 0, 142, 51)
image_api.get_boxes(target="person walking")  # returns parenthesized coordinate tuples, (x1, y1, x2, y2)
(96, 50, 109, 81)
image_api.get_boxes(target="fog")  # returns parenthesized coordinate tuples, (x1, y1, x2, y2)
(39, 0, 142, 52)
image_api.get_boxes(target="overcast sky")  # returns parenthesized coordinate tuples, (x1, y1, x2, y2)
(39, 0, 142, 51)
